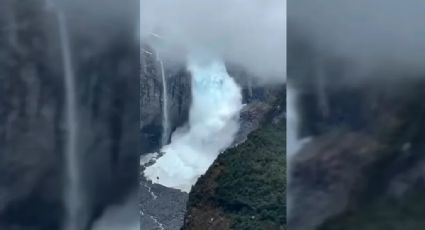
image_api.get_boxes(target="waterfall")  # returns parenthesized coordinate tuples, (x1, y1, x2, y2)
(144, 56, 242, 192)
(56, 9, 86, 230)
(287, 85, 302, 157)
(287, 84, 311, 218)
(287, 83, 313, 157)
(158, 56, 170, 146)
(317, 64, 329, 118)
(286, 84, 299, 220)
(247, 77, 253, 99)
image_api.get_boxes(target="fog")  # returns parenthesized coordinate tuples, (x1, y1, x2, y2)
(51, 0, 139, 45)
(140, 0, 286, 83)
(289, 0, 425, 76)
(92, 193, 139, 230)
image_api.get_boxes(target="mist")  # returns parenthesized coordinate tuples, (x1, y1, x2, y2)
(91, 193, 139, 230)
(52, 0, 139, 46)
(289, 0, 425, 77)
(140, 0, 286, 83)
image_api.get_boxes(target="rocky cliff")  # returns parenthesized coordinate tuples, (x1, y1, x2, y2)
(288, 28, 425, 230)
(140, 45, 191, 154)
(0, 1, 139, 229)
(0, 1, 64, 228)
(139, 44, 192, 230)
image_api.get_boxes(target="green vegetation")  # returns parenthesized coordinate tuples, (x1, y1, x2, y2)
(185, 106, 286, 230)
(216, 119, 286, 230)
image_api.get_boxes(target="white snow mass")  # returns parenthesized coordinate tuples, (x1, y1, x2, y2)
(143, 56, 242, 192)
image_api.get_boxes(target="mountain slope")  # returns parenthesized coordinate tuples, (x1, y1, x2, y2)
(288, 77, 425, 230)
(182, 90, 285, 230)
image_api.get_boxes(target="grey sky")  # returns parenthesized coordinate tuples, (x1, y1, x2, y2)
(289, 0, 425, 76)
(140, 0, 286, 83)
(53, 0, 139, 44)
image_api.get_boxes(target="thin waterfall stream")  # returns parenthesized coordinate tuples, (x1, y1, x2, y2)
(56, 8, 87, 230)
(287, 85, 301, 158)
(287, 83, 311, 218)
(158, 55, 170, 146)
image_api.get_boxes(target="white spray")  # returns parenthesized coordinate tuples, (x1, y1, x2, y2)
(144, 55, 242, 192)
(54, 7, 87, 230)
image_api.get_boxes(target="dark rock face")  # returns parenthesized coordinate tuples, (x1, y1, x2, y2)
(288, 132, 383, 230)
(288, 34, 425, 229)
(140, 44, 192, 230)
(0, 1, 64, 229)
(232, 85, 284, 146)
(317, 82, 425, 230)
(140, 45, 191, 154)
(73, 28, 140, 222)
(0, 0, 139, 229)
(232, 102, 271, 146)
(288, 18, 425, 227)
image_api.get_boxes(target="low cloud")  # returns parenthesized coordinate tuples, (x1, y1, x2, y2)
(289, 0, 425, 77)
(52, 0, 139, 44)
(140, 0, 286, 83)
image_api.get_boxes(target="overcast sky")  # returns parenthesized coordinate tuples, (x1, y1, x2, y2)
(53, 0, 139, 44)
(289, 0, 425, 76)
(140, 0, 286, 83)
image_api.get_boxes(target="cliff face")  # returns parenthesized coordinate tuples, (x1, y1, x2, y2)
(73, 26, 140, 222)
(288, 30, 425, 230)
(0, 1, 64, 228)
(0, 1, 139, 229)
(182, 87, 286, 230)
(327, 81, 425, 230)
(140, 45, 191, 153)
(139, 44, 193, 230)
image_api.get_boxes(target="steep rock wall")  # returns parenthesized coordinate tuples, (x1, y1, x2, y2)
(0, 1, 64, 228)
(0, 1, 140, 228)
(140, 45, 191, 153)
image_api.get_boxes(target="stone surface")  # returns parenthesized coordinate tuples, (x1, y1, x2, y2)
(0, 1, 140, 228)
